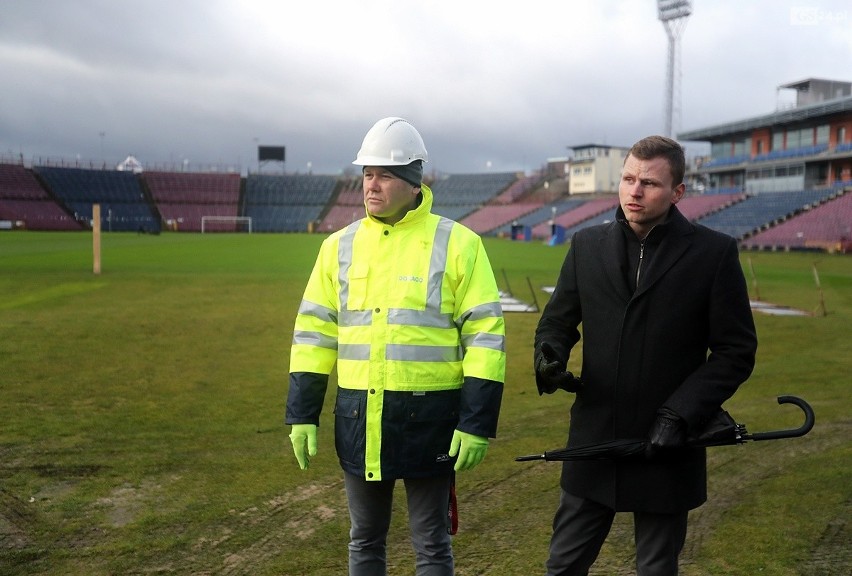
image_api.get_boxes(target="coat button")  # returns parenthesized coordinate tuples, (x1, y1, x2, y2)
(367, 472, 374, 478)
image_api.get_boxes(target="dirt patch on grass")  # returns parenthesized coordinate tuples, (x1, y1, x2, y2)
(0, 488, 34, 551)
(174, 478, 348, 574)
(94, 479, 163, 528)
(800, 509, 851, 576)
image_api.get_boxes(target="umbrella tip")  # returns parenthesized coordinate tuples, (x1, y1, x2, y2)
(515, 454, 545, 462)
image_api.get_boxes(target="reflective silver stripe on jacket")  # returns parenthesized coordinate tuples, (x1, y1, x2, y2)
(292, 330, 338, 350)
(386, 344, 462, 362)
(292, 301, 340, 349)
(462, 331, 504, 352)
(338, 343, 371, 360)
(298, 300, 338, 323)
(338, 221, 371, 327)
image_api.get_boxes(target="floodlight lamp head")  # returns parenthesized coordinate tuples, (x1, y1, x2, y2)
(658, 0, 692, 21)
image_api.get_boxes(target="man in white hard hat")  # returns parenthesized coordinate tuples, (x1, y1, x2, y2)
(286, 117, 506, 575)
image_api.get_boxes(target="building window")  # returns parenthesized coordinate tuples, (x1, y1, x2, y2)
(711, 142, 730, 158)
(787, 129, 801, 149)
(816, 125, 829, 145)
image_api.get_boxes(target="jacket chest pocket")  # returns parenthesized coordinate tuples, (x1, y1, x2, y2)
(347, 263, 369, 310)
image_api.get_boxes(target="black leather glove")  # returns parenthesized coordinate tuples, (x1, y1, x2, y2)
(646, 407, 687, 458)
(534, 342, 582, 395)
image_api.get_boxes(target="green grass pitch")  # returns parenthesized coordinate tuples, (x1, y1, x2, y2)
(1, 231, 849, 575)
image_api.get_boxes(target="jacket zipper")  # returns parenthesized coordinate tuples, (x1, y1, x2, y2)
(636, 239, 645, 288)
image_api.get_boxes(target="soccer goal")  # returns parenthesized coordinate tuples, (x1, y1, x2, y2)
(201, 216, 252, 233)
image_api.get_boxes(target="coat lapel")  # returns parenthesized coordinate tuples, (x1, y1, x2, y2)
(599, 224, 633, 302)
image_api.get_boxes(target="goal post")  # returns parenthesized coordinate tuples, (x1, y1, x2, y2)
(201, 216, 252, 233)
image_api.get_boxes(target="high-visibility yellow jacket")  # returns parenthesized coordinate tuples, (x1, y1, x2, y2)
(286, 184, 505, 480)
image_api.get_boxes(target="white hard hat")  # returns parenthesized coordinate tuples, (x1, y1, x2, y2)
(352, 117, 429, 166)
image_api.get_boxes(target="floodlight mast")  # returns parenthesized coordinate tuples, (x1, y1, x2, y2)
(658, 0, 691, 138)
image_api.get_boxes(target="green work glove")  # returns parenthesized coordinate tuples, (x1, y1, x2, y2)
(448, 430, 489, 472)
(289, 424, 317, 470)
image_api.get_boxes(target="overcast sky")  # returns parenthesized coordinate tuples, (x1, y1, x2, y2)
(1, 0, 850, 175)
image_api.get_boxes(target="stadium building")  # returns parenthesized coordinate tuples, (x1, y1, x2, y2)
(676, 77, 851, 252)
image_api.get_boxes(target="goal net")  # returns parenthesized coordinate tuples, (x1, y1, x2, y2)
(201, 216, 252, 233)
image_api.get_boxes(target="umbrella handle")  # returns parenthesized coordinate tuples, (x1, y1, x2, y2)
(745, 395, 815, 441)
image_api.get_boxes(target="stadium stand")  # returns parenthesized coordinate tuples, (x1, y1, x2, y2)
(430, 172, 518, 206)
(333, 178, 364, 205)
(675, 192, 745, 220)
(696, 189, 840, 240)
(146, 172, 241, 204)
(317, 204, 367, 233)
(243, 174, 338, 232)
(0, 163, 84, 230)
(316, 178, 363, 232)
(429, 172, 520, 227)
(701, 155, 750, 168)
(742, 189, 851, 252)
(35, 166, 160, 232)
(4, 162, 850, 255)
(489, 174, 541, 204)
(0, 163, 52, 200)
(531, 197, 620, 239)
(145, 171, 240, 232)
(432, 204, 480, 222)
(459, 202, 545, 235)
(490, 197, 587, 237)
(751, 144, 829, 163)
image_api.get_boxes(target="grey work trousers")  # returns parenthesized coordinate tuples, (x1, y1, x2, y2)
(545, 489, 688, 576)
(344, 470, 454, 576)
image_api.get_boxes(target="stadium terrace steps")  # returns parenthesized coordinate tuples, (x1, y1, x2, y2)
(532, 197, 620, 239)
(696, 188, 840, 240)
(676, 192, 745, 221)
(0, 163, 52, 200)
(459, 203, 545, 235)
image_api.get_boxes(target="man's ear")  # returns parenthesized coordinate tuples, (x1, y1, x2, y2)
(672, 183, 686, 204)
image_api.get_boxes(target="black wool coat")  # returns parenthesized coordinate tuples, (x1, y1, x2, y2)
(535, 205, 757, 513)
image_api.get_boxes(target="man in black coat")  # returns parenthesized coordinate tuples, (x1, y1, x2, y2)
(535, 135, 757, 575)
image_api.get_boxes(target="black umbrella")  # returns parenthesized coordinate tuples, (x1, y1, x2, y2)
(516, 395, 814, 462)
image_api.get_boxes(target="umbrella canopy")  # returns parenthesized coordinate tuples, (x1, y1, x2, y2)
(516, 395, 814, 463)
